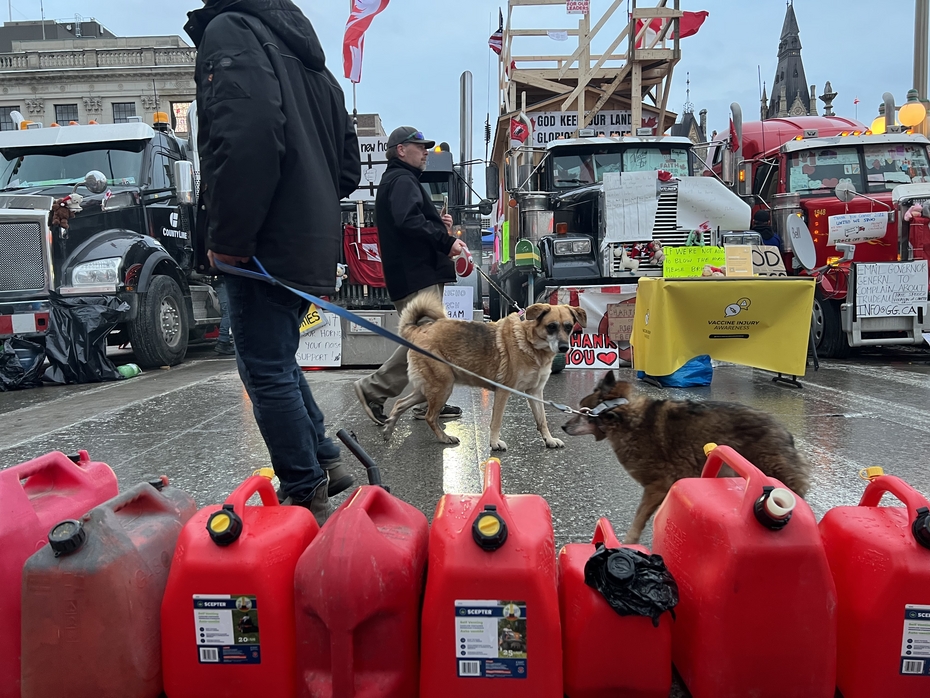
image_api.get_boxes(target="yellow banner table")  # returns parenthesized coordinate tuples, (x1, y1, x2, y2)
(632, 277, 816, 377)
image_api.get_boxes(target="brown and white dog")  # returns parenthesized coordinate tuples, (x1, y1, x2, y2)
(562, 371, 812, 543)
(382, 296, 586, 451)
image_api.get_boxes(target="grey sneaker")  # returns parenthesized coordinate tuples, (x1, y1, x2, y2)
(413, 404, 463, 420)
(282, 484, 331, 526)
(354, 381, 386, 426)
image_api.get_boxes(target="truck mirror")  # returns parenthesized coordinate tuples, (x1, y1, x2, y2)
(478, 199, 494, 216)
(83, 170, 107, 194)
(485, 163, 500, 201)
(173, 160, 196, 205)
(834, 181, 857, 203)
(737, 162, 752, 197)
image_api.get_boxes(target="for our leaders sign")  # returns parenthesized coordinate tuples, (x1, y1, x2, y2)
(566, 0, 590, 13)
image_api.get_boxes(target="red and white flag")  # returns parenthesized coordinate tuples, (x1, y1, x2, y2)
(510, 117, 529, 147)
(489, 9, 503, 55)
(635, 10, 708, 49)
(343, 0, 391, 84)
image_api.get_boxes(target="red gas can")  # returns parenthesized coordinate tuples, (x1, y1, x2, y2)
(0, 450, 117, 698)
(295, 485, 429, 697)
(558, 517, 671, 697)
(161, 475, 319, 698)
(420, 458, 561, 697)
(651, 444, 836, 698)
(820, 470, 930, 696)
(21, 477, 197, 698)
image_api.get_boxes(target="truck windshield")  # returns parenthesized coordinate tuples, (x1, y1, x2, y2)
(787, 146, 863, 196)
(863, 142, 930, 191)
(552, 146, 690, 188)
(0, 147, 144, 190)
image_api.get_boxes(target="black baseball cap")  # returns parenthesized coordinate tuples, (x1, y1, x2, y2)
(387, 126, 435, 149)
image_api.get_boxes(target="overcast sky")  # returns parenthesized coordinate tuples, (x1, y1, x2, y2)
(14, 0, 924, 160)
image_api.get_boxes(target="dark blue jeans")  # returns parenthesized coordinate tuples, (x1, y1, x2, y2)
(215, 277, 231, 344)
(225, 275, 338, 501)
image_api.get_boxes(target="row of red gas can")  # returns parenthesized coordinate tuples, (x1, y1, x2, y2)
(4, 445, 930, 697)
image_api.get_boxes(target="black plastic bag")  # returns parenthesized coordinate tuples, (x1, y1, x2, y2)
(43, 294, 128, 384)
(584, 545, 679, 627)
(0, 337, 46, 391)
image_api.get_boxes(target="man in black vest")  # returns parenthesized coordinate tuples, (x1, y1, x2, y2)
(354, 126, 467, 425)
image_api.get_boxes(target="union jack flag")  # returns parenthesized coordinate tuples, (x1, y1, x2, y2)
(489, 9, 503, 55)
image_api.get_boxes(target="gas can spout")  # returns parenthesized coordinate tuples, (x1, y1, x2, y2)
(754, 486, 797, 530)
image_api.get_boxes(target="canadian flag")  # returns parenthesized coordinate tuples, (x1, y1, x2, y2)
(343, 0, 391, 84)
(635, 10, 708, 49)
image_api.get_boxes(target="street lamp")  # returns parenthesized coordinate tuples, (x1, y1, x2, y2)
(899, 88, 928, 127)
(871, 104, 888, 134)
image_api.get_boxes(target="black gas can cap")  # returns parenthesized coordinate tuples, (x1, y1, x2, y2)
(49, 519, 87, 557)
(207, 504, 243, 547)
(472, 504, 508, 551)
(913, 507, 930, 550)
(145, 474, 169, 491)
(605, 550, 636, 584)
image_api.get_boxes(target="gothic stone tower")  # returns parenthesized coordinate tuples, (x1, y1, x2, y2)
(768, 2, 812, 118)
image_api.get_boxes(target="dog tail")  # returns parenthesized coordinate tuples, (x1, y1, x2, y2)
(399, 293, 447, 340)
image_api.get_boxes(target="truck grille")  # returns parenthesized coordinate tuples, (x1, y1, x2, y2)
(332, 284, 393, 309)
(606, 188, 711, 276)
(0, 222, 46, 293)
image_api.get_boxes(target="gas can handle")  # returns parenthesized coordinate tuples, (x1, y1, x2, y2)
(702, 443, 780, 517)
(591, 517, 622, 548)
(224, 475, 280, 512)
(859, 475, 930, 523)
(4, 450, 92, 489)
(108, 479, 175, 516)
(482, 458, 503, 495)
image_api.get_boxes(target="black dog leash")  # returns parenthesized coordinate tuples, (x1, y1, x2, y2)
(213, 258, 586, 417)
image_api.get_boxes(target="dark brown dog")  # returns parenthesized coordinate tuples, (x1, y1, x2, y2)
(383, 295, 586, 450)
(562, 371, 811, 543)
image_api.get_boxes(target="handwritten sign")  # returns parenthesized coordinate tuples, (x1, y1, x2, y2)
(752, 246, 787, 276)
(606, 302, 636, 342)
(443, 285, 474, 320)
(663, 246, 726, 278)
(828, 212, 888, 245)
(855, 260, 929, 318)
(724, 245, 754, 277)
(566, 332, 621, 369)
(566, 0, 590, 15)
(296, 312, 342, 367)
(603, 171, 658, 243)
(299, 304, 328, 336)
(348, 137, 389, 201)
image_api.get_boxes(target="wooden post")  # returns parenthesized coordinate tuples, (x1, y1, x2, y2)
(631, 62, 642, 134)
(578, 11, 590, 129)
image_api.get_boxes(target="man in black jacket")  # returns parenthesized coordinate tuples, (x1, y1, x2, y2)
(354, 126, 467, 425)
(185, 0, 360, 524)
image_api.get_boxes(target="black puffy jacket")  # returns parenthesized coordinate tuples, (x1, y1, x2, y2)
(375, 159, 456, 301)
(185, 0, 360, 294)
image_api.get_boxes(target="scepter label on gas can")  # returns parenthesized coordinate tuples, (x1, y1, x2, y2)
(193, 594, 261, 664)
(901, 605, 930, 676)
(454, 600, 527, 679)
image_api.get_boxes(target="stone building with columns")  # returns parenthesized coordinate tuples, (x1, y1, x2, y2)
(0, 19, 195, 133)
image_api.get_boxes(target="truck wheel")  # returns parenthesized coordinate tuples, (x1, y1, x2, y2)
(812, 291, 851, 359)
(128, 275, 189, 367)
(551, 353, 566, 373)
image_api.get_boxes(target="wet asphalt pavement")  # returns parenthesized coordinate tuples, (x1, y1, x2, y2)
(3, 344, 929, 547)
(2, 345, 929, 697)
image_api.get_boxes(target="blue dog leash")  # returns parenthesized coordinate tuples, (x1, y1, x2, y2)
(212, 257, 584, 416)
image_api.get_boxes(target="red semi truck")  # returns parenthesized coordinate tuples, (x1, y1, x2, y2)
(715, 108, 930, 357)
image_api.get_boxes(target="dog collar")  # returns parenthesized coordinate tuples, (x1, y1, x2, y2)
(584, 397, 629, 418)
